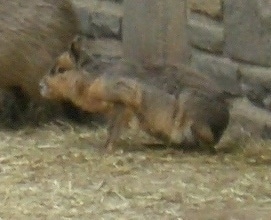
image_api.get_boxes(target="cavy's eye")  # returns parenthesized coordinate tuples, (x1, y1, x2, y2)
(49, 66, 56, 75)
(58, 67, 66, 73)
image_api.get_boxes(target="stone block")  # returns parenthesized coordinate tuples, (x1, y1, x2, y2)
(105, 0, 123, 3)
(72, 0, 123, 38)
(84, 38, 123, 58)
(217, 97, 271, 152)
(239, 64, 271, 90)
(224, 0, 271, 66)
(191, 50, 241, 95)
(188, 0, 222, 19)
(230, 98, 271, 138)
(238, 64, 271, 110)
(188, 13, 224, 53)
(90, 12, 122, 38)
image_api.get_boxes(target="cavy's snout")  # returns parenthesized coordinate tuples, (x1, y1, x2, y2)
(39, 79, 49, 97)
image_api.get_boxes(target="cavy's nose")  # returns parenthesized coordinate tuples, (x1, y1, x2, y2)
(39, 80, 48, 96)
(39, 80, 45, 90)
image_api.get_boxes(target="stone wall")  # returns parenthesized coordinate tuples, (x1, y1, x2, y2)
(188, 0, 271, 112)
(72, 0, 123, 61)
(72, 0, 271, 142)
(188, 0, 271, 143)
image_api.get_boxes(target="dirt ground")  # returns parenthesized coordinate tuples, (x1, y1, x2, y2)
(0, 121, 271, 220)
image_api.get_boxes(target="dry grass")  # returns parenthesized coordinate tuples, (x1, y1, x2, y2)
(0, 122, 270, 219)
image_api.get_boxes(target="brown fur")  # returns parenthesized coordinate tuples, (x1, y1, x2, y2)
(41, 36, 230, 152)
(49, 36, 92, 75)
(40, 70, 133, 151)
(0, 0, 94, 125)
(89, 75, 230, 148)
(50, 36, 225, 97)
(40, 69, 230, 151)
(0, 0, 79, 121)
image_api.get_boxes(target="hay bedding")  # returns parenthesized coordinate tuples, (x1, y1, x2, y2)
(0, 121, 270, 219)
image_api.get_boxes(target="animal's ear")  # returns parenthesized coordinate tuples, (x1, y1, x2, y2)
(69, 35, 83, 65)
(69, 35, 92, 68)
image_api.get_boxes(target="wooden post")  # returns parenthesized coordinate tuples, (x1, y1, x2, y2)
(123, 0, 190, 67)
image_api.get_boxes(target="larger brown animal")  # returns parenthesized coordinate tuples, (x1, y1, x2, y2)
(40, 36, 231, 152)
(0, 0, 84, 123)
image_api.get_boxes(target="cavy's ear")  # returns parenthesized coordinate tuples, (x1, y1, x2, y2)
(69, 35, 83, 66)
(69, 35, 92, 68)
